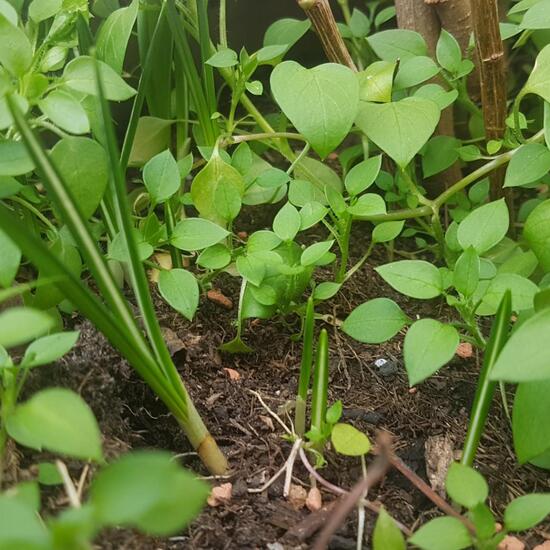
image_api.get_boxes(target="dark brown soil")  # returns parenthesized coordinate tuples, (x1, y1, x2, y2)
(13, 241, 550, 549)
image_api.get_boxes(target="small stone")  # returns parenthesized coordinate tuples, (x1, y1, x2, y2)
(456, 342, 473, 359)
(533, 542, 550, 550)
(223, 367, 241, 381)
(207, 482, 232, 507)
(288, 484, 307, 510)
(259, 415, 275, 431)
(306, 487, 323, 512)
(207, 289, 233, 309)
(498, 535, 525, 550)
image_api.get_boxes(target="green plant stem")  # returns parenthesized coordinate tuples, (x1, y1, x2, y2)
(164, 201, 183, 269)
(296, 297, 315, 437)
(219, 0, 228, 47)
(287, 143, 311, 176)
(461, 291, 511, 467)
(336, 215, 353, 283)
(311, 329, 329, 435)
(229, 132, 306, 144)
(8, 195, 57, 233)
(344, 241, 374, 283)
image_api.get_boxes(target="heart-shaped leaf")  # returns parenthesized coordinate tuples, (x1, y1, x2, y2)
(271, 61, 359, 158)
(355, 97, 440, 168)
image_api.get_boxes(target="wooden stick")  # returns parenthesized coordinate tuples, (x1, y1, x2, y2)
(297, 0, 357, 71)
(471, 0, 507, 200)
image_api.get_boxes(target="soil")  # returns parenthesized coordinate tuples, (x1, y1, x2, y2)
(11, 228, 550, 549)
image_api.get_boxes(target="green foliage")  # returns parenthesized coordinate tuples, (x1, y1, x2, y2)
(446, 463, 488, 508)
(376, 260, 443, 299)
(331, 423, 371, 456)
(373, 507, 405, 550)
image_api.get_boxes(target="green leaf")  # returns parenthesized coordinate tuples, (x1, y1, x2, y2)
(415, 83, 459, 110)
(394, 56, 439, 90)
(143, 149, 180, 204)
(348, 193, 387, 217)
(264, 18, 311, 50)
(236, 254, 266, 286)
(445, 463, 488, 508)
(524, 199, 550, 271)
(171, 218, 229, 251)
(349, 8, 370, 37)
(422, 136, 460, 178)
(214, 179, 242, 222)
(491, 308, 550, 382)
(436, 30, 462, 73)
(331, 423, 371, 456)
(270, 61, 360, 158)
(522, 44, 550, 103)
(109, 228, 153, 262)
(51, 137, 109, 219)
(376, 260, 443, 299)
(343, 298, 409, 344)
(356, 98, 440, 168)
(0, 0, 17, 25)
(373, 220, 404, 243)
(39, 90, 90, 135)
(0, 307, 54, 348)
(313, 282, 341, 301)
(457, 199, 509, 254)
(22, 331, 79, 368)
(476, 273, 537, 316)
(513, 380, 550, 464)
(373, 507, 406, 550)
(6, 388, 103, 461)
(345, 155, 382, 196)
(0, 227, 20, 288)
(295, 156, 343, 194)
(0, 139, 34, 176)
(0, 14, 32, 76)
(29, 0, 61, 21)
(453, 247, 480, 297)
(520, 0, 550, 29)
(96, 0, 138, 73)
(158, 269, 199, 321)
(409, 517, 471, 550)
(300, 201, 328, 230)
(504, 144, 550, 188)
(504, 494, 550, 531)
(358, 61, 395, 103)
(128, 116, 173, 167)
(38, 462, 63, 485)
(301, 240, 334, 266)
(191, 149, 245, 224)
(367, 29, 427, 61)
(63, 56, 137, 101)
(404, 319, 459, 385)
(273, 202, 301, 241)
(206, 48, 238, 68)
(0, 495, 50, 549)
(197, 244, 231, 270)
(90, 451, 209, 535)
(247, 230, 282, 253)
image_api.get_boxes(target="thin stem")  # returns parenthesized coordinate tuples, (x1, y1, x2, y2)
(8, 195, 57, 233)
(296, 297, 315, 437)
(219, 0, 228, 48)
(344, 241, 374, 283)
(229, 132, 306, 145)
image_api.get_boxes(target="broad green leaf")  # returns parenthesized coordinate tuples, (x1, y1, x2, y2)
(409, 517, 471, 550)
(373, 507, 405, 550)
(358, 61, 395, 103)
(524, 199, 550, 270)
(96, 0, 138, 73)
(109, 229, 153, 262)
(206, 48, 238, 68)
(331, 423, 371, 456)
(300, 201, 328, 230)
(38, 462, 63, 485)
(343, 298, 409, 344)
(349, 8, 370, 37)
(414, 83, 458, 110)
(445, 463, 488, 508)
(376, 260, 443, 299)
(457, 199, 509, 254)
(504, 494, 550, 531)
(504, 143, 550, 188)
(313, 282, 341, 300)
(288, 179, 325, 207)
(263, 18, 311, 50)
(295, 156, 343, 194)
(453, 247, 480, 297)
(255, 167, 290, 189)
(0, 307, 54, 348)
(367, 29, 427, 61)
(256, 45, 287, 64)
(372, 220, 404, 243)
(197, 244, 231, 270)
(476, 273, 537, 315)
(394, 56, 439, 90)
(520, 0, 550, 29)
(345, 155, 382, 196)
(522, 44, 550, 103)
(0, 139, 34, 176)
(491, 308, 550, 381)
(0, 175, 22, 198)
(0, 496, 49, 549)
(22, 331, 79, 368)
(191, 149, 245, 224)
(236, 254, 266, 286)
(356, 98, 440, 168)
(63, 56, 137, 101)
(128, 116, 173, 167)
(171, 218, 229, 251)
(436, 29, 462, 73)
(247, 230, 282, 253)
(6, 388, 103, 461)
(143, 149, 180, 204)
(0, 227, 20, 287)
(90, 451, 209, 535)
(273, 202, 301, 241)
(513, 380, 550, 464)
(348, 193, 386, 217)
(158, 269, 199, 321)
(271, 61, 360, 158)
(0, 14, 32, 76)
(51, 137, 109, 219)
(39, 89, 90, 135)
(28, 0, 60, 21)
(498, 250, 538, 277)
(404, 319, 459, 385)
(214, 179, 242, 222)
(301, 240, 334, 266)
(0, 0, 17, 25)
(422, 136, 460, 178)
